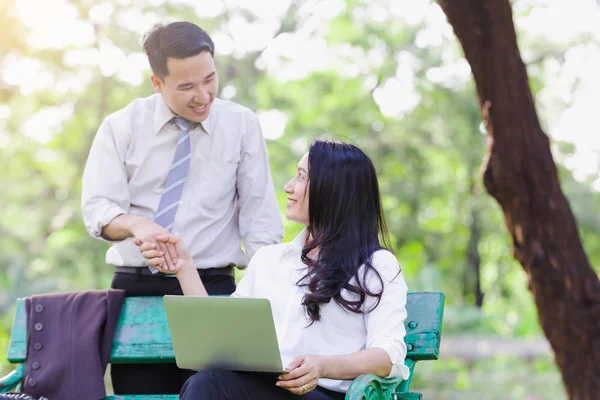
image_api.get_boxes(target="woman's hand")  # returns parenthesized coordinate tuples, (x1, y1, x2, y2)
(276, 355, 328, 395)
(136, 234, 193, 274)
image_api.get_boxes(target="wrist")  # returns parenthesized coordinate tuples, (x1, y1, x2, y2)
(319, 355, 333, 378)
(176, 263, 197, 278)
(126, 215, 146, 236)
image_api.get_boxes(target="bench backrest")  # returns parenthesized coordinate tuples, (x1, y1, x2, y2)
(7, 292, 444, 364)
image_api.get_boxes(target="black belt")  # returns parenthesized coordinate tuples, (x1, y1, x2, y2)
(115, 265, 234, 278)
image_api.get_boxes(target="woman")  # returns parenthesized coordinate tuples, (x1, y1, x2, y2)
(139, 139, 410, 399)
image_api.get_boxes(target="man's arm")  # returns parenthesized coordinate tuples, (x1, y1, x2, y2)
(236, 111, 284, 260)
(81, 118, 132, 241)
(81, 118, 177, 261)
(102, 214, 159, 241)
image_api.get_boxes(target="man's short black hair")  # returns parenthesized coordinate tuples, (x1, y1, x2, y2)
(143, 21, 215, 78)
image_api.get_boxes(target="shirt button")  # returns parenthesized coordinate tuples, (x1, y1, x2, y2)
(33, 342, 42, 350)
(34, 323, 43, 331)
(27, 378, 36, 387)
(35, 304, 44, 313)
(179, 200, 183, 205)
(32, 361, 40, 370)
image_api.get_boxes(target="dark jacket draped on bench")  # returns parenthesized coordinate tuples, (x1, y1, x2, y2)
(23, 290, 125, 400)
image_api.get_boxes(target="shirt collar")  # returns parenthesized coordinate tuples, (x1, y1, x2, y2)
(284, 227, 309, 255)
(153, 94, 176, 135)
(153, 94, 213, 135)
(199, 117, 210, 135)
(283, 227, 312, 284)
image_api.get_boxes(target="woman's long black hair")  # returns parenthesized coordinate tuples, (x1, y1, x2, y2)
(299, 139, 391, 323)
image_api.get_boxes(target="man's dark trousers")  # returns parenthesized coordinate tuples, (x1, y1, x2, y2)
(110, 267, 236, 394)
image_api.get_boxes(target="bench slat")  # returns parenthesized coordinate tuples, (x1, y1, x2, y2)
(110, 297, 175, 363)
(404, 292, 444, 360)
(6, 300, 26, 363)
(7, 292, 444, 364)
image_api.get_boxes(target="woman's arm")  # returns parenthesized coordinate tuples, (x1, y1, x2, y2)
(321, 347, 392, 379)
(138, 234, 208, 296)
(276, 348, 392, 394)
(175, 265, 208, 296)
(281, 346, 390, 378)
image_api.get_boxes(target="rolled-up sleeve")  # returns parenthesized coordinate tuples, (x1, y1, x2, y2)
(81, 118, 130, 240)
(230, 247, 266, 298)
(364, 251, 410, 380)
(236, 111, 284, 261)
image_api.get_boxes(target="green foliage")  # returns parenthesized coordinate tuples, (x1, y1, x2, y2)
(1, 0, 599, 397)
(412, 356, 566, 399)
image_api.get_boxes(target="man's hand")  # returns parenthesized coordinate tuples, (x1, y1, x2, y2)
(276, 355, 328, 395)
(129, 216, 178, 268)
(137, 234, 193, 274)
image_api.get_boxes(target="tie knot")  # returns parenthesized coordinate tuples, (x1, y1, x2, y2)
(173, 117, 193, 132)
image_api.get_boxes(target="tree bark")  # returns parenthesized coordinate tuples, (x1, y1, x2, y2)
(436, 0, 600, 398)
(465, 182, 484, 308)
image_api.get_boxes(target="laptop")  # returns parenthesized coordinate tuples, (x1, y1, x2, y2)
(163, 295, 286, 373)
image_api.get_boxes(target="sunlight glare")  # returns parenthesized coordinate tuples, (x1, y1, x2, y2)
(3, 54, 54, 94)
(89, 2, 114, 25)
(260, 33, 329, 81)
(116, 8, 161, 36)
(258, 109, 288, 141)
(16, 0, 95, 49)
(226, 15, 280, 58)
(373, 77, 421, 118)
(224, 0, 291, 19)
(213, 32, 234, 56)
(194, 1, 225, 18)
(24, 104, 74, 144)
(390, 0, 429, 25)
(0, 106, 12, 120)
(98, 39, 128, 77)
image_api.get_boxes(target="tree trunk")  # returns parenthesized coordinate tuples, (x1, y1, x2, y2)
(436, 0, 600, 398)
(465, 182, 484, 308)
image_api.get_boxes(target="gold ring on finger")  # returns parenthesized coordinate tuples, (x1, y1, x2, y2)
(302, 384, 309, 393)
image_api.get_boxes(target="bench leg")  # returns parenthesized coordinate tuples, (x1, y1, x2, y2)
(0, 364, 25, 393)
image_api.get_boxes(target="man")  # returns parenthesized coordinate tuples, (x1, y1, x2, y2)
(81, 21, 283, 394)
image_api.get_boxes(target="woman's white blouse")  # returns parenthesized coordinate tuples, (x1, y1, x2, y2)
(231, 228, 410, 393)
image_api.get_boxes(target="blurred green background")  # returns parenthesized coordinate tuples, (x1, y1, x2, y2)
(2, 0, 599, 398)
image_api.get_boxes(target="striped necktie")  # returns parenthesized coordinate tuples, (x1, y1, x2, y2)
(149, 117, 192, 273)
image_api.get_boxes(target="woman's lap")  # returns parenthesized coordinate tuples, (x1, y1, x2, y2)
(180, 368, 345, 400)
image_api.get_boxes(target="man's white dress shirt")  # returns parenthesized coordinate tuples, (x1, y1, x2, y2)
(82, 94, 283, 269)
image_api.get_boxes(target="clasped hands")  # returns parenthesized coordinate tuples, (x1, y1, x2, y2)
(134, 234, 189, 274)
(130, 218, 185, 274)
(132, 226, 189, 274)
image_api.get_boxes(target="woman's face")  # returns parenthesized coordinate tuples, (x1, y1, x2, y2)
(284, 153, 310, 225)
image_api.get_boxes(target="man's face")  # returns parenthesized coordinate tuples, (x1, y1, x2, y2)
(151, 51, 218, 123)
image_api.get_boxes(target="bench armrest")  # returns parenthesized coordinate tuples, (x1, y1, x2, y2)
(0, 363, 25, 393)
(345, 359, 420, 400)
(345, 374, 405, 399)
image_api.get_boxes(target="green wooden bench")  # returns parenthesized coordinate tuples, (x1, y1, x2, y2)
(1, 292, 444, 399)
